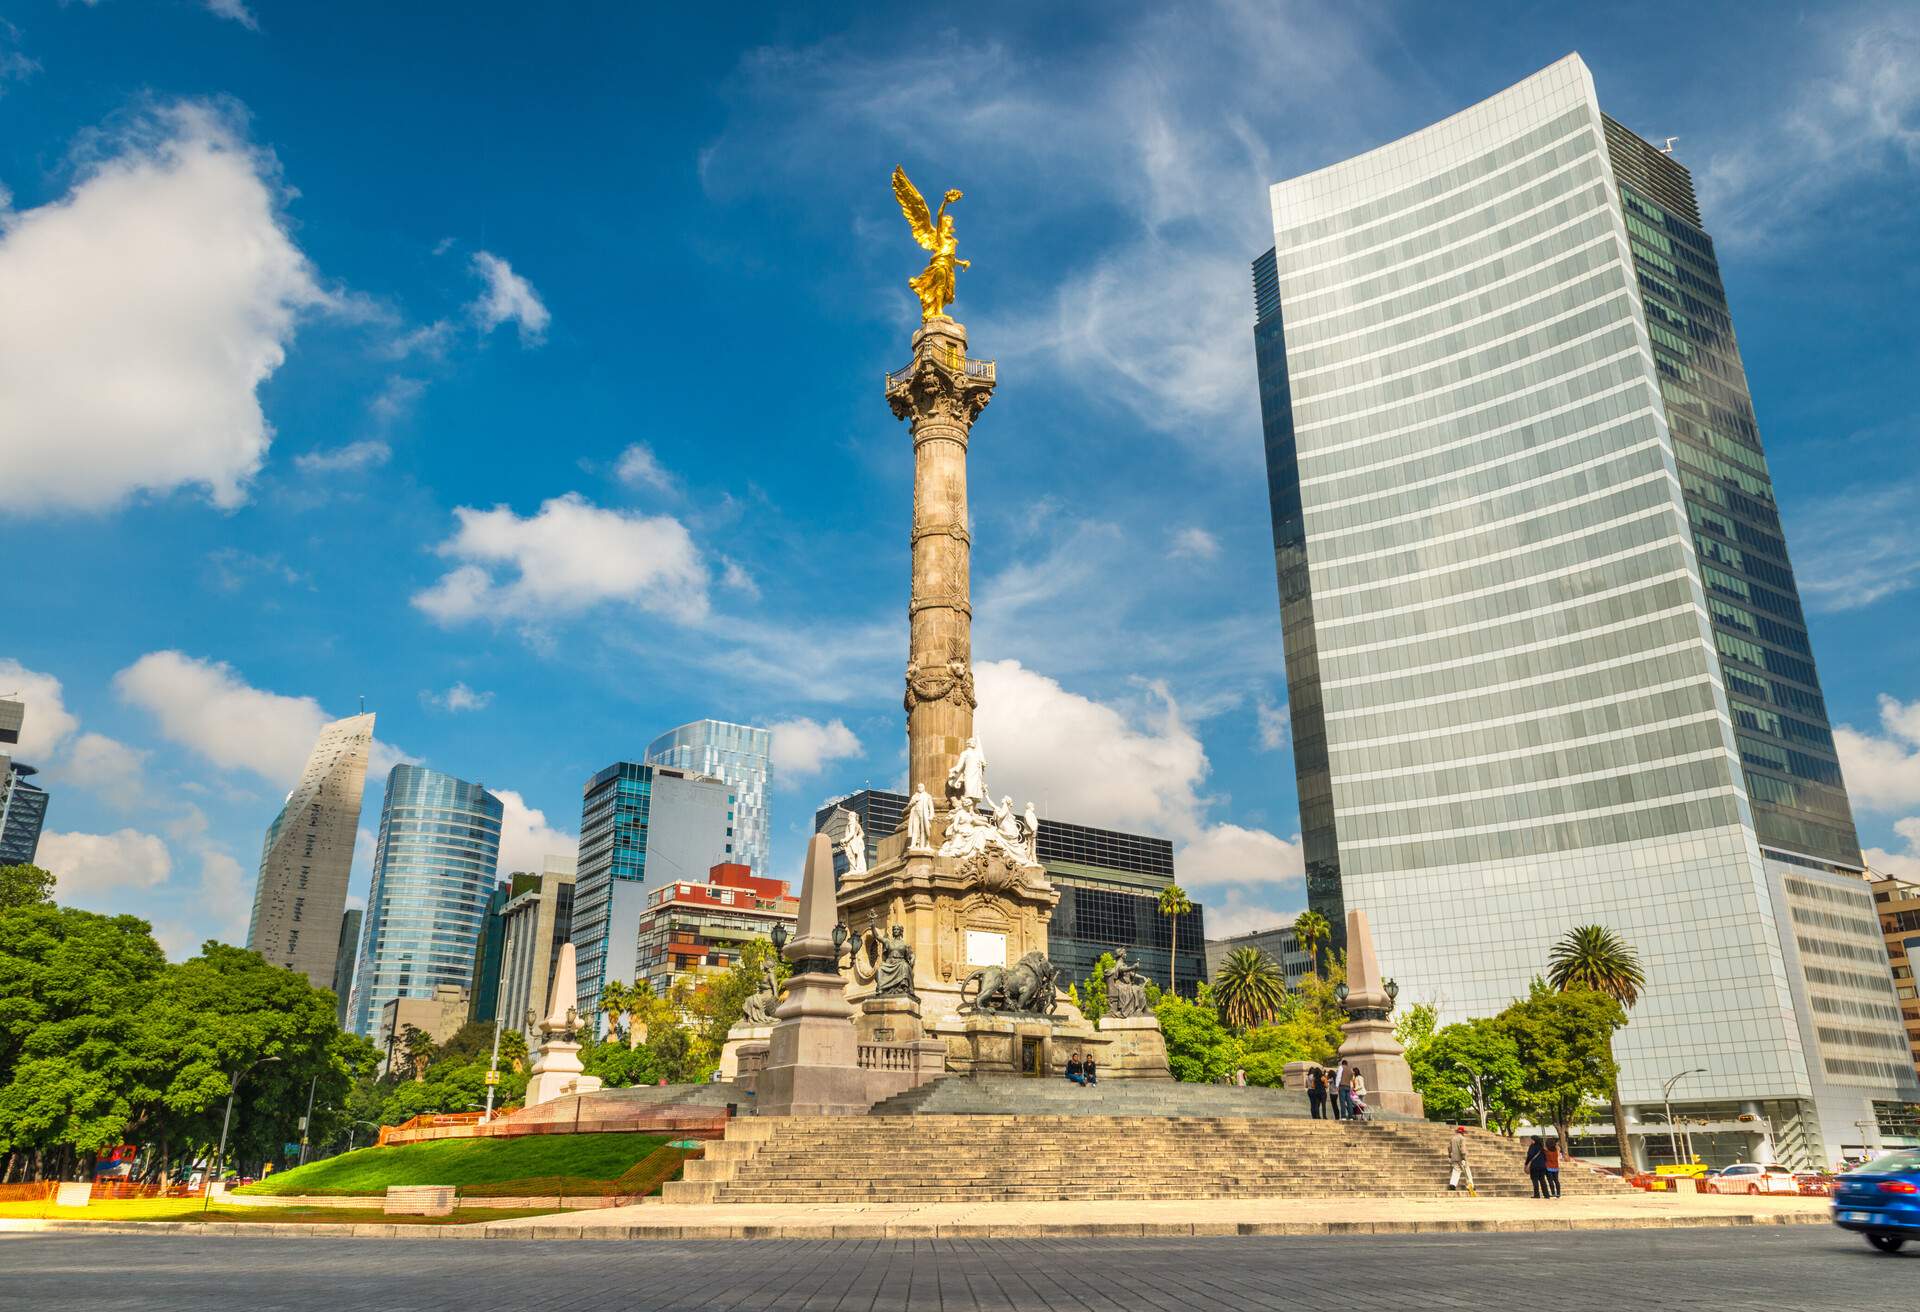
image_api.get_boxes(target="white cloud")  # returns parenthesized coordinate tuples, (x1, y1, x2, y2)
(1698, 12, 1920, 248)
(470, 251, 549, 344)
(493, 789, 578, 875)
(198, 848, 250, 940)
(1170, 527, 1221, 561)
(1866, 817, 1920, 881)
(413, 493, 709, 625)
(53, 732, 150, 806)
(204, 0, 259, 29)
(1837, 695, 1920, 813)
(971, 659, 1302, 889)
(0, 21, 36, 95)
(424, 682, 493, 713)
(719, 557, 760, 599)
(114, 650, 408, 788)
(0, 659, 79, 758)
(1791, 477, 1920, 612)
(37, 829, 172, 899)
(294, 439, 391, 475)
(0, 102, 328, 512)
(770, 718, 862, 781)
(615, 443, 677, 493)
(1255, 696, 1290, 752)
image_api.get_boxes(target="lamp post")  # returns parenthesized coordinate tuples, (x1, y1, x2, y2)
(770, 921, 789, 954)
(204, 1054, 281, 1211)
(481, 1012, 504, 1123)
(1661, 1068, 1707, 1164)
(344, 1119, 379, 1153)
(297, 1073, 319, 1166)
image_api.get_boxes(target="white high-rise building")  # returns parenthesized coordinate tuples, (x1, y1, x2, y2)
(247, 712, 374, 989)
(1252, 54, 1917, 1168)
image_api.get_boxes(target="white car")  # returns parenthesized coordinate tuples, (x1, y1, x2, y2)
(1708, 1163, 1799, 1195)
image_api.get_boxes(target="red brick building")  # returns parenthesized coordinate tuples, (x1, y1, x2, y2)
(634, 863, 796, 994)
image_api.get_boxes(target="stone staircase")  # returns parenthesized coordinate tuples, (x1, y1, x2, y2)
(665, 1106, 1633, 1205)
(868, 1075, 1328, 1119)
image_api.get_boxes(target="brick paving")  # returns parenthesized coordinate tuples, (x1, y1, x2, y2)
(3, 1224, 1913, 1309)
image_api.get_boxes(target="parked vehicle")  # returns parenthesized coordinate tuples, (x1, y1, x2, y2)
(1831, 1148, 1920, 1253)
(1793, 1172, 1835, 1198)
(1703, 1163, 1798, 1195)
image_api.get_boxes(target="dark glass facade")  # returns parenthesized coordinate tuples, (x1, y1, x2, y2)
(1602, 119, 1861, 868)
(0, 764, 48, 866)
(815, 789, 1207, 996)
(465, 878, 512, 1026)
(1253, 249, 1346, 946)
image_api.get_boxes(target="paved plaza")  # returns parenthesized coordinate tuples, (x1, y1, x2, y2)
(3, 1225, 1912, 1310)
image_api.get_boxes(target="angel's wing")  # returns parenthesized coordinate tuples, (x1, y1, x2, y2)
(892, 166, 936, 251)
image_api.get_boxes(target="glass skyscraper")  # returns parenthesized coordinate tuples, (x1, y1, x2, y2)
(644, 719, 771, 873)
(348, 764, 503, 1036)
(571, 761, 734, 1027)
(1252, 54, 1916, 1166)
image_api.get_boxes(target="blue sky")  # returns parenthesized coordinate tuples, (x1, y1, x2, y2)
(3, 1, 1918, 957)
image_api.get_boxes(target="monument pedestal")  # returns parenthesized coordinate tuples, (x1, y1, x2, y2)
(1096, 1015, 1171, 1080)
(857, 994, 923, 1046)
(718, 1023, 772, 1080)
(523, 940, 604, 1108)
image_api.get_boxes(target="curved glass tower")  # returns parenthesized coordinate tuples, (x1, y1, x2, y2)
(644, 719, 771, 872)
(348, 764, 503, 1036)
(1252, 54, 1915, 1167)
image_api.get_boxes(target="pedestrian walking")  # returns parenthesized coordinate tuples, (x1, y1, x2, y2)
(1308, 1066, 1327, 1119)
(1544, 1140, 1563, 1198)
(1447, 1126, 1475, 1195)
(1525, 1136, 1550, 1198)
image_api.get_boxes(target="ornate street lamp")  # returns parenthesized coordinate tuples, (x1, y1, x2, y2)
(770, 921, 789, 954)
(1384, 978, 1399, 1012)
(1334, 982, 1349, 1007)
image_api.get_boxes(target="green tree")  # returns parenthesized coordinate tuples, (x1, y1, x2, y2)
(1500, 986, 1626, 1148)
(1409, 1017, 1523, 1130)
(1154, 987, 1237, 1084)
(1393, 1001, 1438, 1052)
(1547, 925, 1645, 1167)
(1292, 909, 1332, 977)
(1079, 953, 1114, 1025)
(0, 863, 55, 911)
(1212, 946, 1287, 1029)
(1157, 884, 1193, 992)
(398, 1025, 436, 1082)
(599, 980, 632, 1045)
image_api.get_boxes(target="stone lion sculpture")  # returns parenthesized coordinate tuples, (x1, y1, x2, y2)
(959, 951, 1061, 1015)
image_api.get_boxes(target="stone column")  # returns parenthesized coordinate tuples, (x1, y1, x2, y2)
(1337, 908, 1423, 1118)
(886, 317, 995, 812)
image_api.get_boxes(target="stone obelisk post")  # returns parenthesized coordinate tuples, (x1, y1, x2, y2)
(886, 317, 996, 815)
(757, 833, 869, 1116)
(1337, 908, 1423, 1118)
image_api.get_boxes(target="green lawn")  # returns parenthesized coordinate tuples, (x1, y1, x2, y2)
(237, 1132, 672, 1197)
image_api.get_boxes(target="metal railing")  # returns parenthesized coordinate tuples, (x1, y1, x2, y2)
(884, 355, 997, 391)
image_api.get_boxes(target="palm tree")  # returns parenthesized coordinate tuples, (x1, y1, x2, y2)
(1213, 947, 1288, 1029)
(1547, 925, 1645, 1171)
(1157, 883, 1193, 992)
(599, 980, 631, 1045)
(399, 1024, 436, 1082)
(1293, 908, 1331, 976)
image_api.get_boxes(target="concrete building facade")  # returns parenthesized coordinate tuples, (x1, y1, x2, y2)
(634, 862, 796, 995)
(246, 712, 374, 989)
(495, 856, 577, 1034)
(1204, 925, 1314, 987)
(1250, 54, 1917, 1167)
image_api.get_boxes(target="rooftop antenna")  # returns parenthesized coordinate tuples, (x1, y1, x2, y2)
(359, 694, 366, 713)
(1660, 136, 1679, 155)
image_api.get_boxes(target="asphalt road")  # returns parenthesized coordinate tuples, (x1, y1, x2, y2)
(2, 1225, 1912, 1310)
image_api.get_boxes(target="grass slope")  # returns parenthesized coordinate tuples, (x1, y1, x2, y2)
(237, 1132, 670, 1197)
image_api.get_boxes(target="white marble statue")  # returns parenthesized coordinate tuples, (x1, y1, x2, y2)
(993, 796, 1020, 842)
(947, 736, 988, 807)
(841, 809, 868, 876)
(1023, 801, 1040, 860)
(907, 783, 936, 850)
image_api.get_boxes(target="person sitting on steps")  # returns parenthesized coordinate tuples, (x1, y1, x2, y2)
(1082, 1052, 1098, 1086)
(1066, 1053, 1083, 1085)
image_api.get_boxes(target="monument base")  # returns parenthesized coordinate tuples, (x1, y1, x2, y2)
(523, 1038, 603, 1108)
(932, 1011, 1107, 1078)
(718, 1023, 772, 1080)
(1095, 1015, 1171, 1080)
(856, 994, 923, 1046)
(1338, 1018, 1426, 1118)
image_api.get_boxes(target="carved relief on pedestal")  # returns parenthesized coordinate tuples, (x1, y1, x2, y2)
(903, 658, 977, 713)
(935, 901, 958, 981)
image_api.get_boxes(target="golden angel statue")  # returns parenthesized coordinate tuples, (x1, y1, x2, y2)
(891, 166, 968, 321)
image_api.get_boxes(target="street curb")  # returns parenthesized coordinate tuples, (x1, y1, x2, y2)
(0, 1211, 1831, 1242)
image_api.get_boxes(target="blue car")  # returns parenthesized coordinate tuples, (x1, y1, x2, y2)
(1831, 1148, 1920, 1253)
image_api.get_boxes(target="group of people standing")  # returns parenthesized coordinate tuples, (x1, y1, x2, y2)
(1306, 1061, 1367, 1121)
